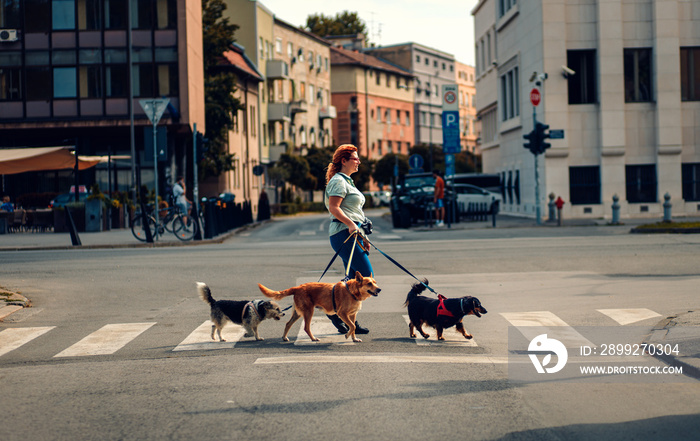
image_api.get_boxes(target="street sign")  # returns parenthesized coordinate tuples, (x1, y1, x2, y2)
(530, 88, 541, 106)
(441, 84, 459, 112)
(139, 98, 170, 125)
(442, 110, 461, 154)
(549, 129, 565, 139)
(409, 154, 424, 170)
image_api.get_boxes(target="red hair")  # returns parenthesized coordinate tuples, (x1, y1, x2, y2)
(325, 144, 358, 184)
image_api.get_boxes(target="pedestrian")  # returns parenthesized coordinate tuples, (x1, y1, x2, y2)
(1, 196, 14, 212)
(172, 177, 191, 222)
(324, 144, 371, 335)
(433, 169, 445, 227)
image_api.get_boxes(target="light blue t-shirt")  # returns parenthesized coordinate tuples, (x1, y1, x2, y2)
(325, 173, 366, 236)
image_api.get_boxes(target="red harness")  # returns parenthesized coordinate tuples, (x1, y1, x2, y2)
(437, 295, 455, 318)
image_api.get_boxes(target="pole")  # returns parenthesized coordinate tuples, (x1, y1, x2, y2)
(127, 0, 137, 206)
(193, 123, 200, 218)
(533, 100, 541, 225)
(152, 116, 159, 231)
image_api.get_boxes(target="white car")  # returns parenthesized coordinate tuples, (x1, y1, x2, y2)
(450, 184, 502, 214)
(370, 190, 392, 207)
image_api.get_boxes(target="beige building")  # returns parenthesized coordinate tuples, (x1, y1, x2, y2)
(473, 0, 700, 220)
(455, 61, 479, 156)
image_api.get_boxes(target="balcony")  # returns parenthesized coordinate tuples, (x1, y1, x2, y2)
(266, 59, 289, 79)
(290, 100, 308, 116)
(268, 102, 290, 122)
(319, 106, 337, 119)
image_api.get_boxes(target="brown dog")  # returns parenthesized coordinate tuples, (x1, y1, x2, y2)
(258, 271, 381, 342)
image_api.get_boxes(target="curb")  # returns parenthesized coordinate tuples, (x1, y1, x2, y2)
(0, 289, 31, 322)
(644, 311, 700, 381)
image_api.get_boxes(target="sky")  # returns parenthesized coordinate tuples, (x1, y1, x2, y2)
(256, 0, 479, 65)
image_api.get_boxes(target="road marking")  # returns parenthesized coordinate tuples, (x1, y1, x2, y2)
(294, 317, 356, 345)
(255, 354, 508, 364)
(54, 323, 155, 357)
(402, 315, 478, 347)
(597, 308, 662, 326)
(376, 234, 402, 240)
(0, 327, 55, 357)
(299, 231, 316, 236)
(500, 311, 593, 348)
(173, 320, 245, 351)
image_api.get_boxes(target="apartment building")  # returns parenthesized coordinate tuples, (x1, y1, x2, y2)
(0, 0, 205, 198)
(366, 43, 456, 154)
(456, 61, 479, 156)
(473, 0, 700, 219)
(329, 45, 415, 161)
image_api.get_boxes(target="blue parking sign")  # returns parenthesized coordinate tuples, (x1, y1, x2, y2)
(442, 111, 460, 154)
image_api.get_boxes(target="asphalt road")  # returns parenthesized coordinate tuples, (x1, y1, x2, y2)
(1, 210, 699, 441)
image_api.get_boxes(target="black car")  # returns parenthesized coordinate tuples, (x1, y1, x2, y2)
(390, 173, 438, 228)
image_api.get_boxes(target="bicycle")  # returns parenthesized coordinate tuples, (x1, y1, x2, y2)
(131, 203, 200, 242)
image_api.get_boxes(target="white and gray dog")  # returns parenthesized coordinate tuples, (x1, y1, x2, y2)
(197, 282, 285, 341)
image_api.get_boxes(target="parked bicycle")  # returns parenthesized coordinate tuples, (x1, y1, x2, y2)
(131, 203, 200, 242)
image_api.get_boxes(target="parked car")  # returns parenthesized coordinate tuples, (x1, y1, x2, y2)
(369, 190, 391, 207)
(49, 191, 89, 208)
(390, 173, 436, 228)
(451, 183, 502, 214)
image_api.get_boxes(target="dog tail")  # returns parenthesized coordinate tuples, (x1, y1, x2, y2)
(196, 282, 215, 305)
(404, 278, 429, 307)
(257, 283, 289, 301)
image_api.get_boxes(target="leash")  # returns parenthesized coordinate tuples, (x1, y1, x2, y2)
(318, 232, 358, 282)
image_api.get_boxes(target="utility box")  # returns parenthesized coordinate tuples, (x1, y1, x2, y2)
(85, 199, 103, 232)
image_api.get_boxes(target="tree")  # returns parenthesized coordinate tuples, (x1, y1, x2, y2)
(201, 0, 242, 178)
(275, 154, 316, 191)
(372, 153, 408, 188)
(305, 11, 368, 39)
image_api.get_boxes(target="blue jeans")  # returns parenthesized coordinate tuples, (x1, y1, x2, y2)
(329, 228, 373, 278)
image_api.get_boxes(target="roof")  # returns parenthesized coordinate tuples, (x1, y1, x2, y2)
(273, 17, 331, 46)
(330, 46, 413, 78)
(220, 44, 264, 81)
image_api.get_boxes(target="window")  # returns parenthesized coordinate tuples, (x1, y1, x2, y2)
(626, 164, 657, 203)
(309, 84, 314, 105)
(78, 0, 102, 30)
(26, 67, 51, 100)
(681, 47, 700, 101)
(396, 109, 401, 124)
(155, 0, 176, 29)
(681, 163, 700, 201)
(416, 55, 420, 63)
(104, 0, 127, 29)
(0, 0, 21, 28)
(275, 38, 282, 54)
(79, 66, 102, 98)
(425, 57, 429, 65)
(386, 109, 391, 123)
(624, 48, 652, 102)
(569, 166, 601, 205)
(376, 72, 381, 85)
(287, 42, 293, 58)
(377, 106, 382, 122)
(500, 67, 519, 121)
(26, 0, 51, 32)
(567, 50, 597, 104)
(405, 111, 411, 126)
(132, 0, 153, 29)
(52, 0, 75, 30)
(499, 0, 517, 17)
(0, 68, 21, 100)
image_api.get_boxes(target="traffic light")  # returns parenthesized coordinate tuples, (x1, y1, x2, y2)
(523, 129, 536, 154)
(534, 122, 551, 154)
(195, 131, 209, 162)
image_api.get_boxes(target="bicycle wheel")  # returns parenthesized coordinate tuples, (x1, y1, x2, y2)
(131, 213, 157, 241)
(162, 210, 176, 233)
(172, 214, 197, 241)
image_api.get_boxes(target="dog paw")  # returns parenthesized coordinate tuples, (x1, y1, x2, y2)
(244, 332, 254, 338)
(409, 334, 416, 338)
(464, 334, 473, 339)
(421, 334, 430, 339)
(438, 337, 445, 341)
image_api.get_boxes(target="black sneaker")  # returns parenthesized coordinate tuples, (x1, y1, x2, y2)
(354, 322, 369, 334)
(327, 314, 349, 333)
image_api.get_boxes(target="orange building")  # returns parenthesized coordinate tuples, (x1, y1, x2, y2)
(330, 46, 415, 160)
(455, 61, 479, 156)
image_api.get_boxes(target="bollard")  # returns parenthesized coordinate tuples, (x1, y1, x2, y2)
(611, 194, 620, 224)
(663, 193, 672, 223)
(548, 193, 556, 222)
(555, 197, 565, 227)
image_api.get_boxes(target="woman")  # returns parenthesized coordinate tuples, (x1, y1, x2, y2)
(324, 144, 372, 334)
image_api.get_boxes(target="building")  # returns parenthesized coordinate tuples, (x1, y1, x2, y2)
(0, 0, 205, 201)
(365, 43, 457, 164)
(455, 61, 479, 157)
(199, 43, 264, 210)
(224, 2, 334, 187)
(329, 45, 415, 162)
(472, 0, 700, 220)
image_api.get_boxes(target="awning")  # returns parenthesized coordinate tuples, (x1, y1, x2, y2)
(0, 147, 101, 175)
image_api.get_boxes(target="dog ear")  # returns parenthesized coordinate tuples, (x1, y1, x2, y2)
(355, 271, 363, 282)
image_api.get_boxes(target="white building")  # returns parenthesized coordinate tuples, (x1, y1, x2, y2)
(472, 0, 700, 220)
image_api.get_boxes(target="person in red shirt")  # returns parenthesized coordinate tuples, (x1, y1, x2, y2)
(433, 169, 445, 227)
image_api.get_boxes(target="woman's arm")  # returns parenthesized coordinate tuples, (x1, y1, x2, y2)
(328, 196, 359, 234)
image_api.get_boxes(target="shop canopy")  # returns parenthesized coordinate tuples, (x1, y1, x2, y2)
(0, 147, 101, 175)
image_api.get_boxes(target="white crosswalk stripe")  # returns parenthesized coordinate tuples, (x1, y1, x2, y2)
(500, 311, 593, 348)
(597, 308, 662, 325)
(401, 315, 478, 347)
(54, 323, 155, 358)
(0, 327, 55, 357)
(173, 320, 244, 351)
(294, 317, 356, 345)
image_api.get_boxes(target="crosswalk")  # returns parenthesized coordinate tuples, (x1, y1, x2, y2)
(0, 308, 664, 361)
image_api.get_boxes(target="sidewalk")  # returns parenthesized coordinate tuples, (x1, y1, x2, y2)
(644, 310, 700, 380)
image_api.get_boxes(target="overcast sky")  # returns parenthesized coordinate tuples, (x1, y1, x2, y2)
(254, 0, 479, 65)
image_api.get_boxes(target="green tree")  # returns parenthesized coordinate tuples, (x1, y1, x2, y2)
(201, 0, 241, 178)
(305, 11, 368, 38)
(372, 153, 408, 188)
(275, 154, 316, 191)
